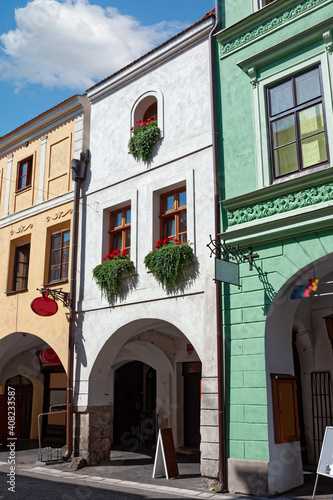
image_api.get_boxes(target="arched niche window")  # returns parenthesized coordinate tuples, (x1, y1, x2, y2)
(131, 90, 164, 137)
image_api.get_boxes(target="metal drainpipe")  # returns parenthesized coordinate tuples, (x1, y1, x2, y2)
(209, 2, 228, 493)
(63, 151, 89, 461)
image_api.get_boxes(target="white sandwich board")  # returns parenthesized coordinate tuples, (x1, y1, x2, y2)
(312, 426, 333, 498)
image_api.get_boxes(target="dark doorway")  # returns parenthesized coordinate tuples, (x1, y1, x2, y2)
(5, 375, 33, 439)
(113, 361, 156, 449)
(183, 362, 201, 448)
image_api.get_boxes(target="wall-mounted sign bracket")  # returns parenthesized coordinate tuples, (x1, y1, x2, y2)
(37, 287, 70, 308)
(207, 235, 259, 285)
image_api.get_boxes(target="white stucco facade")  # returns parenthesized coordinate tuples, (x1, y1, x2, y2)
(74, 13, 220, 480)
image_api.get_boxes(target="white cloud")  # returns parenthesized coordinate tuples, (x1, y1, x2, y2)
(0, 0, 186, 90)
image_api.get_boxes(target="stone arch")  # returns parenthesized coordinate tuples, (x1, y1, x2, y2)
(0, 332, 65, 442)
(76, 317, 202, 464)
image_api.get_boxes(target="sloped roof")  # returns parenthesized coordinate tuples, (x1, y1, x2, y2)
(87, 8, 215, 93)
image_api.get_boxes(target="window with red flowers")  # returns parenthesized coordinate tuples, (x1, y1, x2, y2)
(110, 206, 131, 253)
(143, 102, 157, 123)
(17, 156, 33, 191)
(160, 189, 186, 242)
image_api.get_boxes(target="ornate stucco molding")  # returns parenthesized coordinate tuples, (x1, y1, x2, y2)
(46, 208, 73, 222)
(227, 182, 333, 226)
(10, 223, 33, 236)
(219, 0, 326, 57)
(323, 29, 333, 54)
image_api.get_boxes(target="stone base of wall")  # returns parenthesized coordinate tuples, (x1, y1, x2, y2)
(227, 458, 269, 497)
(74, 405, 112, 465)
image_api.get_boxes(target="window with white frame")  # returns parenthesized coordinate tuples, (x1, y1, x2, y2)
(109, 206, 131, 254)
(267, 66, 329, 179)
(131, 90, 164, 136)
(259, 0, 277, 7)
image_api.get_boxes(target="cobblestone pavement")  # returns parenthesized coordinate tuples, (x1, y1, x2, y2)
(0, 442, 332, 500)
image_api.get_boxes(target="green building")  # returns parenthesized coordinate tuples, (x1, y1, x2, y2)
(215, 0, 333, 495)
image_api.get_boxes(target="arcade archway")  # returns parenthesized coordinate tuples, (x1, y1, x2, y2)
(265, 253, 333, 492)
(0, 333, 66, 444)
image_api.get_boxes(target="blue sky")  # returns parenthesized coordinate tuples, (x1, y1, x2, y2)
(0, 0, 214, 136)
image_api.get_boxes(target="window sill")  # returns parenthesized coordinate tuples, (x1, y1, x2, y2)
(6, 288, 28, 296)
(15, 186, 32, 195)
(43, 279, 69, 287)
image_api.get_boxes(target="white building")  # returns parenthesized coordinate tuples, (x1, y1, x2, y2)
(74, 10, 220, 482)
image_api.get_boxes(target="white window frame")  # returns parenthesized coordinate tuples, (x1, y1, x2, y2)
(253, 0, 277, 10)
(130, 89, 164, 139)
(146, 170, 195, 258)
(254, 53, 333, 188)
(101, 191, 138, 269)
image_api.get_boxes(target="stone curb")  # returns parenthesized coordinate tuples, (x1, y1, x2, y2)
(21, 466, 229, 499)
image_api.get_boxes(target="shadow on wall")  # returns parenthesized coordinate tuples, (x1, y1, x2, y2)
(254, 264, 277, 317)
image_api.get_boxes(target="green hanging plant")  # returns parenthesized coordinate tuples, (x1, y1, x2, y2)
(128, 117, 161, 163)
(93, 249, 135, 304)
(144, 238, 194, 291)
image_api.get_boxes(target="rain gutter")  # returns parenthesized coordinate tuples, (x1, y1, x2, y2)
(209, 1, 228, 493)
(63, 151, 89, 461)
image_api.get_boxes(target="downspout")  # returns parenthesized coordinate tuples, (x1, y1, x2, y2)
(209, 1, 228, 493)
(63, 151, 89, 461)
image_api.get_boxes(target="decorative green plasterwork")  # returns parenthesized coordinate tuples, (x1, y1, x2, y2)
(219, 0, 326, 57)
(227, 182, 333, 226)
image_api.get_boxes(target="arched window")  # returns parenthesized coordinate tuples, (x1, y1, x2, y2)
(131, 90, 164, 136)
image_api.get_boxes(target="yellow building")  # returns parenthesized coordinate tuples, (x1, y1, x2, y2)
(0, 95, 90, 445)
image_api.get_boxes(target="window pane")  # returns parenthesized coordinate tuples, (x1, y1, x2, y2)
(301, 133, 327, 169)
(179, 233, 187, 243)
(52, 234, 61, 250)
(299, 104, 324, 139)
(51, 267, 60, 282)
(13, 244, 30, 290)
(114, 213, 122, 228)
(164, 195, 175, 212)
(269, 80, 293, 116)
(21, 163, 27, 178)
(51, 250, 60, 266)
(62, 246, 69, 264)
(296, 69, 321, 105)
(63, 231, 70, 246)
(179, 212, 187, 233)
(125, 229, 131, 249)
(178, 191, 186, 207)
(61, 264, 68, 280)
(274, 143, 298, 177)
(113, 232, 122, 251)
(125, 209, 131, 224)
(164, 217, 175, 238)
(272, 116, 295, 148)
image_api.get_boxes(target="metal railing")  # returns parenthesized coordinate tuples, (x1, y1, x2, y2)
(37, 406, 67, 463)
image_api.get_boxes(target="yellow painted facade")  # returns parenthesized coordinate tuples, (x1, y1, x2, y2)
(0, 95, 90, 440)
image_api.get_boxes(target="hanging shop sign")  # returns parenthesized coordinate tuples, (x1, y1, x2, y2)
(290, 279, 319, 300)
(39, 348, 62, 367)
(215, 258, 239, 286)
(31, 292, 58, 317)
(207, 235, 259, 285)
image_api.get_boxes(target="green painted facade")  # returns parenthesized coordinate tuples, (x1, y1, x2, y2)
(216, 0, 333, 494)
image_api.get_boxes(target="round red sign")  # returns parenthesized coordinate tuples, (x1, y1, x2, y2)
(31, 295, 58, 316)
